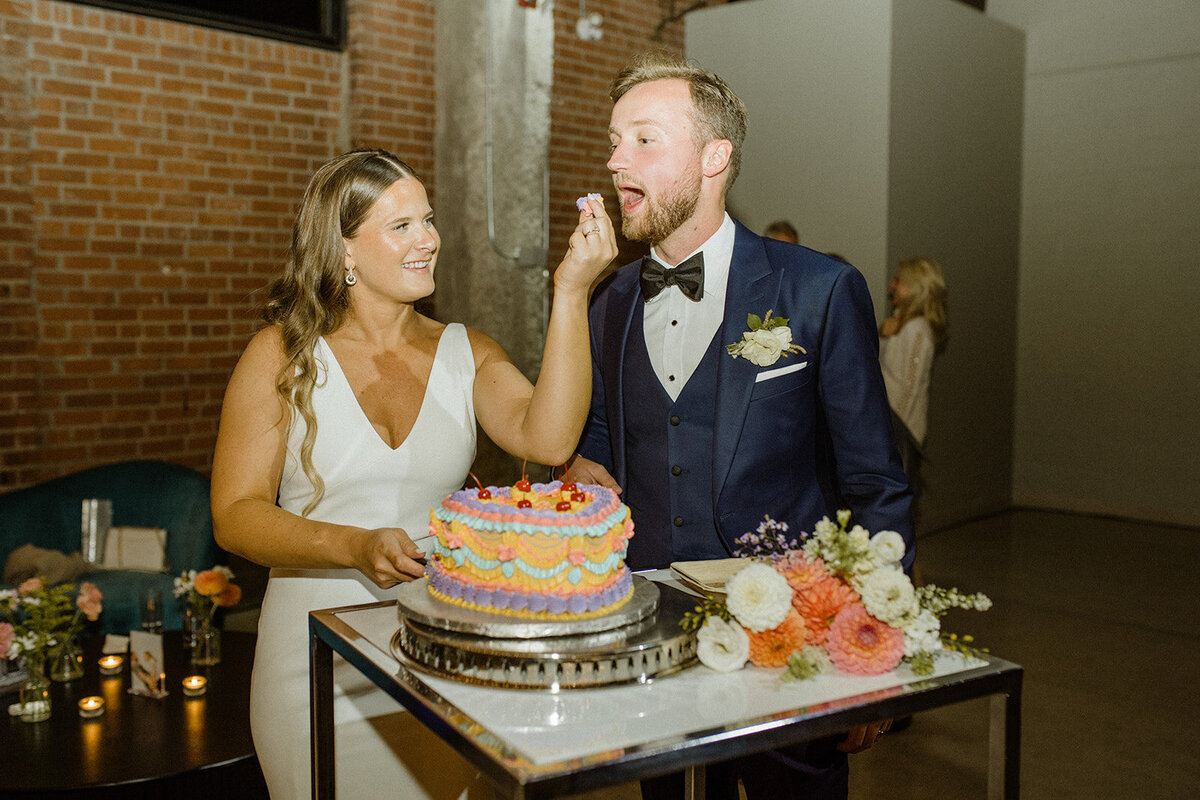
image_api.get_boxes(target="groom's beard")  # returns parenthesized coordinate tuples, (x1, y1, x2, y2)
(621, 166, 702, 246)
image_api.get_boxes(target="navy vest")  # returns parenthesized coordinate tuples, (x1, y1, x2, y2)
(622, 302, 729, 569)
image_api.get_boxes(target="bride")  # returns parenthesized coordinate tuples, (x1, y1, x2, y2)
(210, 149, 616, 799)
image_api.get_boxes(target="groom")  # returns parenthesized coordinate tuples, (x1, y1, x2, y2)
(565, 51, 913, 799)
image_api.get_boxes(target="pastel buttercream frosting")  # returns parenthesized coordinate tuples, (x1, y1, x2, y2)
(426, 481, 636, 619)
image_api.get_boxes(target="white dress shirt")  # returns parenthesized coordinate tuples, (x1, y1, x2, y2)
(643, 213, 736, 401)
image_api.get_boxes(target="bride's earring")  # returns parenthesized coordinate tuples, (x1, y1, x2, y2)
(344, 265, 357, 286)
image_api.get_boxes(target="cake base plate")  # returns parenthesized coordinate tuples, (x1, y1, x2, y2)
(391, 578, 698, 690)
(395, 574, 657, 639)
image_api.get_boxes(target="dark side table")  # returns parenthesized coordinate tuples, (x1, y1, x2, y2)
(1, 630, 267, 799)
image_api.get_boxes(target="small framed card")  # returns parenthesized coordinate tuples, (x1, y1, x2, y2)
(128, 630, 168, 699)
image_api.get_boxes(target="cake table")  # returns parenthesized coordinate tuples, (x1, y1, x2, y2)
(308, 572, 1022, 799)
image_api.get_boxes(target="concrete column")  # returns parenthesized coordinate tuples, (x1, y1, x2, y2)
(435, 0, 555, 483)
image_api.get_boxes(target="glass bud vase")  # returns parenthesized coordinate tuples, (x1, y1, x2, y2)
(19, 659, 52, 722)
(183, 605, 198, 650)
(49, 639, 85, 682)
(192, 618, 221, 666)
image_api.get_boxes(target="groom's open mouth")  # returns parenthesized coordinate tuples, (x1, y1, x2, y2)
(616, 180, 645, 215)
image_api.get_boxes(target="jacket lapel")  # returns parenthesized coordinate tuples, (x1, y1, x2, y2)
(713, 223, 782, 500)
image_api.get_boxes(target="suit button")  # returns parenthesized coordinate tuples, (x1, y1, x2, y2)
(671, 465, 682, 476)
(673, 517, 684, 527)
(670, 415, 680, 426)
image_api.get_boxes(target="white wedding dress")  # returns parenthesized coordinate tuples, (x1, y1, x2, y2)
(251, 323, 489, 800)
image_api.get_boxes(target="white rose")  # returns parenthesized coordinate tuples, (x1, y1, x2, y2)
(725, 562, 793, 631)
(857, 566, 917, 625)
(739, 329, 784, 366)
(868, 530, 906, 566)
(696, 616, 751, 672)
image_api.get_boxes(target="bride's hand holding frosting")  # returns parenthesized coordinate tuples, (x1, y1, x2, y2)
(554, 194, 618, 297)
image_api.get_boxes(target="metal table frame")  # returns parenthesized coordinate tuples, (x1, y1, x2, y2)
(310, 600, 1021, 800)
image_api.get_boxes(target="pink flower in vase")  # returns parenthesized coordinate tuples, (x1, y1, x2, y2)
(17, 577, 43, 596)
(75, 581, 103, 622)
(0, 621, 14, 656)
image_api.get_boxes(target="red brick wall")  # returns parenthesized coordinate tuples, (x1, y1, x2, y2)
(0, 0, 688, 490)
(550, 3, 684, 269)
(345, 0, 436, 181)
(0, 1, 37, 489)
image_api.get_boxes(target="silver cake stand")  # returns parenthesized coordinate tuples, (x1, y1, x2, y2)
(392, 576, 699, 690)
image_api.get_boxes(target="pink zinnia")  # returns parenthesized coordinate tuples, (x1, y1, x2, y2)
(0, 621, 14, 656)
(793, 575, 860, 646)
(75, 581, 103, 622)
(825, 604, 904, 675)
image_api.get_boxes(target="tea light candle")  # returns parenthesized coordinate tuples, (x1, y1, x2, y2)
(181, 675, 207, 697)
(98, 654, 124, 675)
(78, 696, 105, 718)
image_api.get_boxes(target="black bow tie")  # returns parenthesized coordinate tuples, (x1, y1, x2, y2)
(639, 252, 704, 301)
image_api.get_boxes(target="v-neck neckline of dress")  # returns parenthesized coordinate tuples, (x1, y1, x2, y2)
(318, 327, 449, 453)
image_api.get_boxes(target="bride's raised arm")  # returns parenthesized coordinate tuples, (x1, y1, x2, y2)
(471, 196, 618, 466)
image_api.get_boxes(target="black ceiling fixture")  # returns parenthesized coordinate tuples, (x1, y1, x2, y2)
(59, 0, 345, 51)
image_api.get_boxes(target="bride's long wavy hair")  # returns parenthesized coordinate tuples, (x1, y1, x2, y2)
(262, 149, 419, 514)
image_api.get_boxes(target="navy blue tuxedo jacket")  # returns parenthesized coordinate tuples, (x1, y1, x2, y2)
(578, 220, 915, 568)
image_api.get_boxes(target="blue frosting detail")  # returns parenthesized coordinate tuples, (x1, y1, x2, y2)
(425, 561, 634, 617)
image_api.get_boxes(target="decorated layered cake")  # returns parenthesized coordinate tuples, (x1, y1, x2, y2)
(426, 479, 635, 620)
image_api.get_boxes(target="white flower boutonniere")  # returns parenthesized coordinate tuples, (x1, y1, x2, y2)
(726, 310, 806, 367)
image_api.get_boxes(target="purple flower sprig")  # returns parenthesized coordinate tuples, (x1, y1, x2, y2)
(733, 516, 802, 560)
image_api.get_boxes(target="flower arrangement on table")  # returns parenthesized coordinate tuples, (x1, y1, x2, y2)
(174, 566, 242, 626)
(681, 511, 991, 680)
(0, 577, 103, 676)
(175, 566, 241, 664)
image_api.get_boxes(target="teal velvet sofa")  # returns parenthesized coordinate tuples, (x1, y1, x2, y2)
(0, 460, 223, 635)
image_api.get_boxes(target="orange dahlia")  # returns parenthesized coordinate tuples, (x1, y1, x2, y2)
(745, 609, 807, 668)
(825, 604, 904, 675)
(793, 574, 860, 646)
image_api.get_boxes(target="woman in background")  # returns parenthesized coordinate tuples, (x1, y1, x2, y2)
(879, 257, 948, 512)
(210, 149, 616, 799)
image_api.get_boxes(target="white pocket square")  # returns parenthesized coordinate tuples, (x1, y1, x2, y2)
(755, 361, 808, 383)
